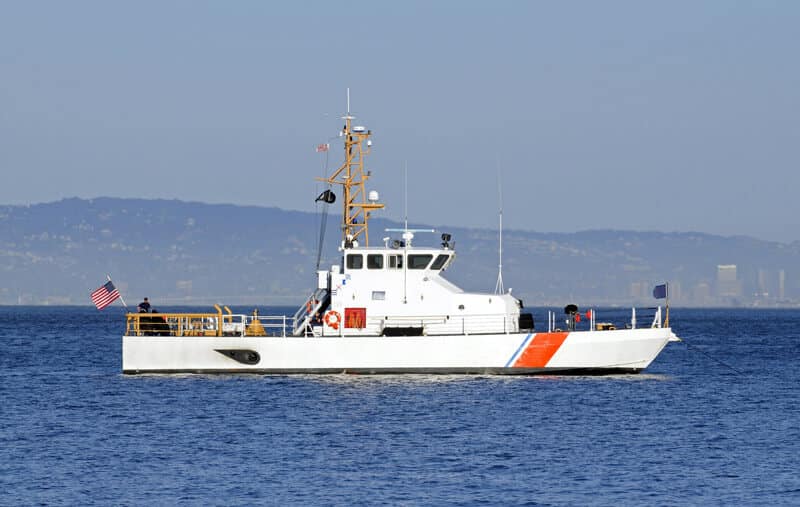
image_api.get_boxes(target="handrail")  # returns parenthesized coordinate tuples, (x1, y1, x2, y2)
(650, 306, 662, 328)
(292, 288, 329, 336)
(125, 306, 666, 338)
(125, 310, 293, 338)
(126, 311, 223, 337)
(315, 312, 518, 336)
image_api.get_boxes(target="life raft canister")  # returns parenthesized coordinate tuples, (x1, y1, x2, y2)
(324, 310, 341, 330)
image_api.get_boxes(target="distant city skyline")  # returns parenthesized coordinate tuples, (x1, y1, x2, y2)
(2, 2, 799, 242)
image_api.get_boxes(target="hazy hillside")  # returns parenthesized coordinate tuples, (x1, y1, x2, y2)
(1, 198, 798, 307)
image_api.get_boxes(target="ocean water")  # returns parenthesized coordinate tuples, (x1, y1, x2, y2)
(1, 306, 798, 506)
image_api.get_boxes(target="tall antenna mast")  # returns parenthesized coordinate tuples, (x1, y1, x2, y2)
(403, 162, 408, 304)
(384, 162, 433, 303)
(404, 161, 408, 231)
(320, 88, 384, 247)
(494, 166, 505, 294)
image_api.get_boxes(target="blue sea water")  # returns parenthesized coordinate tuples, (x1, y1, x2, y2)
(1, 306, 799, 506)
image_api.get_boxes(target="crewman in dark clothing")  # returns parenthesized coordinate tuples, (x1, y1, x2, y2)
(150, 309, 171, 336)
(138, 297, 151, 313)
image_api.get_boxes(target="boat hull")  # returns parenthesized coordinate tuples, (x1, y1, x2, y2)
(122, 328, 675, 375)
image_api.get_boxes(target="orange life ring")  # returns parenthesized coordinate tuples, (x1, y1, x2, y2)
(324, 310, 341, 330)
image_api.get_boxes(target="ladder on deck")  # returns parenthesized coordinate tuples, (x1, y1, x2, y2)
(292, 288, 329, 336)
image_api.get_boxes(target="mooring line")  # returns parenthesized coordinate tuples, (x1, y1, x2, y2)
(681, 338, 743, 375)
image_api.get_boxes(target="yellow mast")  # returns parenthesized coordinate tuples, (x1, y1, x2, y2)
(319, 95, 384, 246)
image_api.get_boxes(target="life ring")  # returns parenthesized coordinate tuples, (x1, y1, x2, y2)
(324, 310, 341, 330)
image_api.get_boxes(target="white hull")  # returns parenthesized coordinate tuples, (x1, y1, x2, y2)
(122, 327, 676, 374)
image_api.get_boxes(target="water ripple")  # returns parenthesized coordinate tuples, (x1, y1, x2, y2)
(1, 307, 799, 505)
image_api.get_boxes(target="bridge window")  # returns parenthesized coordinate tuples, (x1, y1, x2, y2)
(367, 254, 384, 269)
(346, 254, 363, 270)
(408, 254, 433, 269)
(389, 254, 403, 269)
(430, 254, 450, 270)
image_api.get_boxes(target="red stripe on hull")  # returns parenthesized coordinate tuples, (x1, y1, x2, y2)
(513, 332, 569, 368)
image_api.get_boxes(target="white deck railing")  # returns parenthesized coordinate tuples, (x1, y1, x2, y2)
(128, 306, 664, 338)
(545, 306, 663, 332)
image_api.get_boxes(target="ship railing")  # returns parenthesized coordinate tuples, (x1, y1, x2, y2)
(126, 310, 226, 337)
(386, 313, 517, 335)
(545, 309, 598, 332)
(241, 314, 294, 337)
(545, 306, 664, 332)
(628, 306, 664, 330)
(126, 306, 666, 338)
(648, 306, 663, 328)
(291, 288, 329, 336)
(315, 313, 519, 337)
(125, 310, 297, 337)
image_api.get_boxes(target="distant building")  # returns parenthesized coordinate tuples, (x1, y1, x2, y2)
(629, 281, 649, 299)
(717, 264, 741, 298)
(757, 268, 769, 297)
(779, 270, 786, 300)
(692, 281, 712, 306)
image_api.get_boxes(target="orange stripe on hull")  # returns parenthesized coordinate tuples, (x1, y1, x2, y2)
(513, 332, 569, 368)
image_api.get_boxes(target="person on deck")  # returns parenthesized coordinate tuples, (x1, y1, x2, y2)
(138, 297, 151, 313)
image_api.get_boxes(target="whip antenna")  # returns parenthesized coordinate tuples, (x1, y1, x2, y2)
(494, 164, 504, 294)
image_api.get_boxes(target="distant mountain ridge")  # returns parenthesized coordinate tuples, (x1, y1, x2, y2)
(1, 198, 798, 307)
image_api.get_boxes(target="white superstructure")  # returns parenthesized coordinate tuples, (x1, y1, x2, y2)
(293, 233, 521, 339)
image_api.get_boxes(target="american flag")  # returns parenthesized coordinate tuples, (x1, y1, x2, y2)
(316, 143, 329, 152)
(91, 280, 120, 310)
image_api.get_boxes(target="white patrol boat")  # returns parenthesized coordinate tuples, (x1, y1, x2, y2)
(122, 104, 679, 375)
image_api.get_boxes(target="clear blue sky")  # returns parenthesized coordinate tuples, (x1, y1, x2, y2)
(2, 1, 798, 242)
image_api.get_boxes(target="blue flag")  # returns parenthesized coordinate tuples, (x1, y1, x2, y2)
(653, 284, 668, 299)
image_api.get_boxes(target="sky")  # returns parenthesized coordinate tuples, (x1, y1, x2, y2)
(1, 1, 799, 242)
